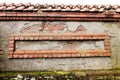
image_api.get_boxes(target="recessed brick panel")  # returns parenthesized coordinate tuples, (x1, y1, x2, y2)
(8, 33, 111, 59)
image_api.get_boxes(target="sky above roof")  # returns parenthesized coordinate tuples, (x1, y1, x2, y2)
(1, 0, 120, 5)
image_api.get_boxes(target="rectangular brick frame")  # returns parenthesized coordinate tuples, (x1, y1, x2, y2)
(8, 33, 111, 59)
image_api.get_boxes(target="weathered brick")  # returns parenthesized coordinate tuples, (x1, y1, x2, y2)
(30, 37, 34, 40)
(28, 55, 34, 58)
(8, 55, 13, 58)
(23, 54, 28, 58)
(8, 48, 14, 51)
(20, 36, 24, 40)
(9, 44, 14, 48)
(52, 54, 58, 57)
(34, 36, 39, 40)
(15, 36, 20, 40)
(14, 51, 25, 55)
(18, 55, 24, 58)
(43, 54, 48, 58)
(9, 41, 14, 44)
(66, 53, 72, 57)
(25, 51, 35, 54)
(13, 55, 18, 58)
(10, 36, 14, 40)
(62, 54, 67, 57)
(47, 53, 53, 58)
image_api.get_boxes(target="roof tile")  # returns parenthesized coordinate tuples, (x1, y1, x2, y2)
(0, 3, 119, 13)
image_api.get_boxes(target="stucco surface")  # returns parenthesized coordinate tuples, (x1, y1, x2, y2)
(0, 21, 119, 71)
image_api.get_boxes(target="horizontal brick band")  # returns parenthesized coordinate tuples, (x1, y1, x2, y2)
(10, 50, 110, 59)
(0, 12, 120, 21)
(12, 34, 107, 40)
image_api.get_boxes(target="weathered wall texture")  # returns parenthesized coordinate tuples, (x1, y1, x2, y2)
(0, 21, 120, 71)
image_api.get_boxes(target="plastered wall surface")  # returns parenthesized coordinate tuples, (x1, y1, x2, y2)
(0, 21, 119, 71)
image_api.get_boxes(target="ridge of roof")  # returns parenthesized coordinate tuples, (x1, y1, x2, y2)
(0, 3, 120, 12)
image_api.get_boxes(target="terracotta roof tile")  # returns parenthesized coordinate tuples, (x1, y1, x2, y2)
(0, 3, 119, 12)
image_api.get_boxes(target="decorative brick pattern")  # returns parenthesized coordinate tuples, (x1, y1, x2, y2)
(0, 3, 119, 21)
(8, 33, 111, 59)
(0, 12, 120, 21)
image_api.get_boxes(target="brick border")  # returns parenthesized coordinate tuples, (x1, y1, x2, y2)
(0, 12, 120, 21)
(8, 34, 111, 59)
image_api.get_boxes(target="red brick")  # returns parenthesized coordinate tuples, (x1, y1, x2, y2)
(76, 53, 81, 57)
(9, 44, 14, 48)
(71, 53, 77, 57)
(105, 53, 111, 56)
(57, 54, 62, 57)
(24, 37, 29, 40)
(34, 37, 39, 40)
(25, 51, 35, 54)
(47, 53, 53, 58)
(33, 54, 38, 58)
(8, 48, 14, 51)
(79, 36, 84, 40)
(106, 50, 111, 53)
(86, 53, 90, 57)
(62, 53, 67, 57)
(94, 53, 99, 56)
(71, 36, 75, 40)
(20, 36, 24, 40)
(36, 51, 42, 54)
(59, 50, 66, 54)
(84, 36, 89, 40)
(38, 54, 43, 58)
(0, 12, 7, 16)
(105, 46, 110, 50)
(13, 55, 18, 58)
(28, 55, 34, 58)
(14, 51, 25, 55)
(18, 55, 24, 58)
(30, 37, 34, 40)
(81, 53, 86, 57)
(66, 53, 72, 57)
(48, 36, 54, 40)
(52, 54, 58, 57)
(104, 43, 110, 46)
(8, 51, 13, 55)
(39, 37, 44, 40)
(23, 54, 28, 58)
(43, 54, 48, 58)
(46, 51, 51, 54)
(10, 36, 14, 40)
(8, 55, 13, 58)
(9, 41, 14, 44)
(99, 53, 104, 56)
(15, 36, 20, 40)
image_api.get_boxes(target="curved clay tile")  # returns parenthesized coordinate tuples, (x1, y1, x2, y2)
(14, 6, 25, 10)
(0, 2, 6, 6)
(0, 6, 6, 10)
(23, 6, 34, 11)
(62, 6, 71, 11)
(113, 5, 119, 9)
(116, 7, 120, 12)
(71, 6, 81, 11)
(0, 3, 119, 12)
(6, 6, 16, 10)
(81, 6, 89, 12)
(90, 7, 99, 12)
